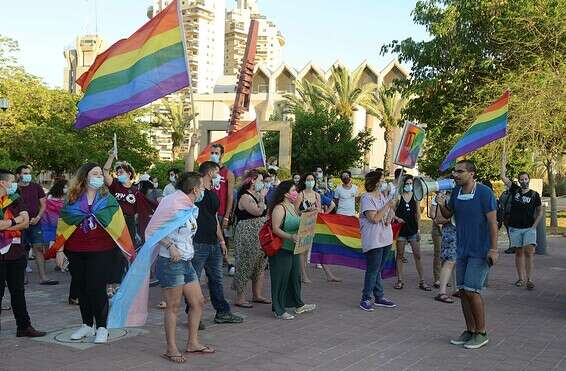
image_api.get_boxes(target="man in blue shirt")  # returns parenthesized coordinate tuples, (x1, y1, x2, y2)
(437, 160, 498, 350)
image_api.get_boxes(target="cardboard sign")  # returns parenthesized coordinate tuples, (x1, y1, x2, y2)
(294, 211, 318, 255)
(393, 122, 426, 169)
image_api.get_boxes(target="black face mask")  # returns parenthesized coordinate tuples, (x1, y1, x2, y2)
(341, 177, 350, 184)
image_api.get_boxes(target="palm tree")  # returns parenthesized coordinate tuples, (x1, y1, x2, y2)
(283, 79, 326, 113)
(152, 96, 197, 160)
(366, 86, 407, 175)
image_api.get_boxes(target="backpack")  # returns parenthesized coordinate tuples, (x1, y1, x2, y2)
(259, 206, 286, 257)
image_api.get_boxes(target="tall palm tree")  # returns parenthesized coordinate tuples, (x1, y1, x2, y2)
(366, 86, 407, 175)
(283, 79, 326, 113)
(153, 96, 197, 160)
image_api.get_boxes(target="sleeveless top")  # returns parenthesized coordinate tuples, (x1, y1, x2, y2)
(395, 194, 419, 237)
(281, 205, 300, 252)
(235, 191, 266, 221)
(299, 191, 319, 212)
(213, 166, 230, 217)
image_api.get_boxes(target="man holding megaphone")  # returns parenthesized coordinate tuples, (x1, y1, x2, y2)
(436, 160, 499, 350)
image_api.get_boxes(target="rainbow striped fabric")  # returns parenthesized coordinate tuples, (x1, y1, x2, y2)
(196, 120, 265, 176)
(44, 192, 135, 261)
(440, 91, 510, 171)
(40, 198, 65, 244)
(74, 0, 188, 129)
(310, 214, 398, 279)
(0, 194, 21, 254)
(108, 190, 199, 328)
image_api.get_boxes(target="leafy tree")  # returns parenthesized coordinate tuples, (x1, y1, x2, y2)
(291, 108, 374, 175)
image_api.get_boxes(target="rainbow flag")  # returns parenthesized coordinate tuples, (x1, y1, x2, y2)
(108, 190, 199, 328)
(44, 192, 135, 261)
(394, 122, 426, 169)
(196, 120, 265, 176)
(74, 0, 188, 129)
(440, 91, 510, 171)
(40, 198, 65, 244)
(310, 214, 398, 279)
(1, 194, 21, 254)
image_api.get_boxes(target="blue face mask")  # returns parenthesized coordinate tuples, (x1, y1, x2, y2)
(211, 154, 220, 163)
(379, 182, 388, 192)
(195, 189, 204, 203)
(254, 181, 264, 192)
(404, 184, 413, 193)
(89, 177, 104, 189)
(305, 180, 315, 189)
(117, 174, 129, 184)
(7, 182, 18, 195)
(264, 182, 272, 191)
(457, 184, 476, 201)
(22, 174, 32, 183)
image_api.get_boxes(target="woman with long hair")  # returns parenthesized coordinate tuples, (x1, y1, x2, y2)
(53, 163, 134, 344)
(358, 170, 397, 311)
(269, 180, 316, 319)
(295, 173, 341, 283)
(232, 169, 270, 307)
(394, 175, 431, 291)
(431, 190, 457, 303)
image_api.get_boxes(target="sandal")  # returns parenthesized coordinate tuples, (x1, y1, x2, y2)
(401, 257, 408, 263)
(161, 353, 186, 363)
(419, 281, 432, 291)
(252, 298, 272, 304)
(157, 301, 167, 309)
(452, 291, 461, 298)
(526, 281, 535, 290)
(327, 277, 343, 283)
(68, 298, 79, 305)
(434, 293, 454, 303)
(515, 279, 524, 287)
(186, 345, 216, 354)
(235, 302, 253, 308)
(394, 281, 404, 290)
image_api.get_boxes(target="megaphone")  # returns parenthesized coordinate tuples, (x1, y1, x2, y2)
(413, 177, 455, 201)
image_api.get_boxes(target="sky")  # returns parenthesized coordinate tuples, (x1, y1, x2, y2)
(0, 0, 428, 88)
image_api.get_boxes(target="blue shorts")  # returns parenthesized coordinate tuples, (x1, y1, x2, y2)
(397, 233, 420, 242)
(509, 227, 537, 247)
(155, 256, 198, 289)
(22, 223, 44, 247)
(456, 256, 490, 293)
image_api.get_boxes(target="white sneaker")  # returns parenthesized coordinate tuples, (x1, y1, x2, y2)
(26, 265, 32, 273)
(274, 312, 295, 320)
(94, 327, 109, 344)
(70, 324, 95, 340)
(295, 304, 316, 314)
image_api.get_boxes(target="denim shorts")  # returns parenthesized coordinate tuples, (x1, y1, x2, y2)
(509, 227, 537, 247)
(397, 233, 420, 242)
(456, 256, 490, 293)
(22, 223, 44, 247)
(155, 256, 198, 289)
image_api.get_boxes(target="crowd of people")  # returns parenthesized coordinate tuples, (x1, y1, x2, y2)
(0, 147, 544, 360)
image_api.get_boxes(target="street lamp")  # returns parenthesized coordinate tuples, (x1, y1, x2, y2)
(0, 97, 8, 112)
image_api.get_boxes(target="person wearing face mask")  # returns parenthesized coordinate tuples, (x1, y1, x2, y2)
(263, 172, 276, 205)
(437, 160, 498, 350)
(500, 154, 541, 290)
(334, 170, 359, 217)
(48, 163, 135, 344)
(393, 175, 431, 291)
(163, 169, 179, 197)
(15, 165, 57, 285)
(232, 170, 270, 308)
(209, 144, 235, 236)
(269, 180, 316, 319)
(0, 168, 46, 337)
(187, 161, 243, 324)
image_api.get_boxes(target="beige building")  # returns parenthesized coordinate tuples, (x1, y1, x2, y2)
(224, 0, 285, 75)
(63, 35, 105, 93)
(191, 59, 410, 171)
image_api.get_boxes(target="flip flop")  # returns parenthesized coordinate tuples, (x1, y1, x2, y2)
(394, 281, 404, 290)
(157, 301, 167, 309)
(327, 277, 343, 282)
(419, 281, 432, 291)
(40, 280, 59, 285)
(186, 346, 216, 354)
(252, 298, 272, 304)
(235, 302, 253, 308)
(434, 294, 454, 303)
(161, 353, 186, 363)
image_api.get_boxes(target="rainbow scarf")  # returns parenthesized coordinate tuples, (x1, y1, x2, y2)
(39, 197, 65, 244)
(196, 120, 265, 177)
(310, 214, 399, 279)
(74, 0, 188, 129)
(108, 190, 198, 329)
(440, 91, 510, 171)
(0, 194, 21, 254)
(44, 192, 135, 260)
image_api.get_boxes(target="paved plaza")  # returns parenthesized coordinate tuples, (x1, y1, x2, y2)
(1, 236, 565, 371)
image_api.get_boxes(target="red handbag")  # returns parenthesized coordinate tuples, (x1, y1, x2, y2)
(259, 208, 286, 257)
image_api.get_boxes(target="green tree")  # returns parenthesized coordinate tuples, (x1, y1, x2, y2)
(291, 108, 374, 175)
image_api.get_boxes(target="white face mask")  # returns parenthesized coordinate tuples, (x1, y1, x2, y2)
(457, 184, 476, 201)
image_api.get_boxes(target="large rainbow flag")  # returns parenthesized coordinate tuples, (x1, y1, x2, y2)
(196, 120, 265, 176)
(108, 190, 198, 328)
(40, 198, 65, 244)
(440, 91, 510, 171)
(310, 214, 398, 279)
(44, 192, 135, 261)
(74, 0, 189, 129)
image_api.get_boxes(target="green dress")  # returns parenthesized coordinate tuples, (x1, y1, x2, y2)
(269, 206, 304, 316)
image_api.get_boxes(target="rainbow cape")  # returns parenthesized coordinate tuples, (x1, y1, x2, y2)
(0, 194, 21, 254)
(44, 192, 135, 261)
(440, 91, 510, 171)
(40, 198, 65, 244)
(310, 214, 398, 279)
(196, 120, 265, 176)
(108, 190, 198, 328)
(74, 0, 188, 129)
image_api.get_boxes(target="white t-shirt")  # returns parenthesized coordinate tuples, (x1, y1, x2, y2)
(159, 214, 198, 260)
(335, 184, 358, 216)
(163, 183, 176, 197)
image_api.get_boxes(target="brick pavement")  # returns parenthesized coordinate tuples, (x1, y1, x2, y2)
(1, 236, 565, 371)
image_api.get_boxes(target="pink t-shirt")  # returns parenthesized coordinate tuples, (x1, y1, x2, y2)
(359, 192, 393, 252)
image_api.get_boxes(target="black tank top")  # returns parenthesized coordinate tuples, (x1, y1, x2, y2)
(235, 191, 265, 221)
(395, 195, 419, 237)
